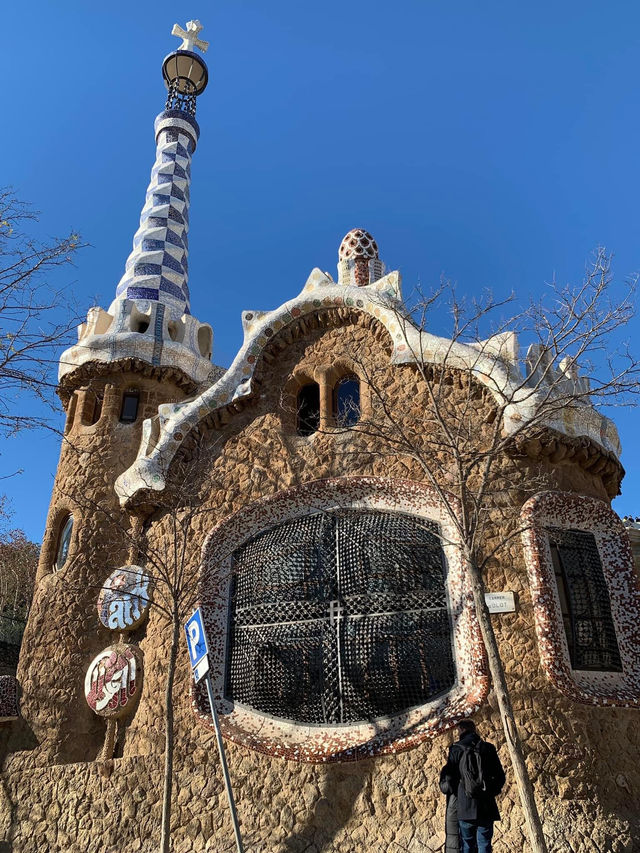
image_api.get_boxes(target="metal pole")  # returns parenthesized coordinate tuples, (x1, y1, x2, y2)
(204, 673, 244, 853)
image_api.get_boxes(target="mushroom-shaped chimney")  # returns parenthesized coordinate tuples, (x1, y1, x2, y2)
(337, 228, 386, 286)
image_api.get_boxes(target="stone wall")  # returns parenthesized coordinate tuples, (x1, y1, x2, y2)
(1, 704, 639, 851)
(2, 315, 639, 851)
(2, 370, 190, 766)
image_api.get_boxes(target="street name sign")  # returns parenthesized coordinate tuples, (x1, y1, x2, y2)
(485, 591, 516, 613)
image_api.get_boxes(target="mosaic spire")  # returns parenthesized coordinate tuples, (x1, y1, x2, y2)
(114, 22, 209, 321)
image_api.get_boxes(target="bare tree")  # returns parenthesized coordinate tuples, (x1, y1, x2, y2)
(0, 507, 39, 653)
(0, 188, 85, 437)
(307, 248, 639, 853)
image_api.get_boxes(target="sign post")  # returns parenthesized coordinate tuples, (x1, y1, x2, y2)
(185, 609, 244, 853)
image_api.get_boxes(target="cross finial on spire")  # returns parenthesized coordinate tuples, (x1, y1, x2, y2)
(171, 20, 209, 53)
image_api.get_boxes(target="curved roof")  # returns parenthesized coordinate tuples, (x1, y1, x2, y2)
(115, 267, 621, 504)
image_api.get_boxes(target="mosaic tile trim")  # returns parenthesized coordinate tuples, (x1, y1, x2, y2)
(115, 269, 620, 505)
(191, 477, 489, 762)
(0, 675, 18, 721)
(58, 297, 215, 386)
(114, 111, 200, 321)
(521, 491, 640, 706)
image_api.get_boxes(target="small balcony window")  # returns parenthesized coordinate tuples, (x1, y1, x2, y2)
(333, 375, 361, 427)
(87, 393, 103, 426)
(120, 391, 140, 424)
(297, 383, 320, 436)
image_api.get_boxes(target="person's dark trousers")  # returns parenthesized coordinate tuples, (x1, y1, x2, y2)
(459, 819, 494, 853)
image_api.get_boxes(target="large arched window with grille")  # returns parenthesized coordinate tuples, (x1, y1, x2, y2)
(225, 509, 455, 724)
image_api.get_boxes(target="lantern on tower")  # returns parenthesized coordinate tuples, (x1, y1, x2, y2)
(162, 20, 209, 116)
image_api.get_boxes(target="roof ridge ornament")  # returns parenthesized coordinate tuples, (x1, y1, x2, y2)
(171, 20, 209, 54)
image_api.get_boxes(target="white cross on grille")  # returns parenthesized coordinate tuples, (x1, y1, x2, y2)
(328, 599, 344, 627)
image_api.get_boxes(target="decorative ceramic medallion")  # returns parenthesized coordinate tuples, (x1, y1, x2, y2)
(85, 644, 143, 718)
(97, 565, 151, 631)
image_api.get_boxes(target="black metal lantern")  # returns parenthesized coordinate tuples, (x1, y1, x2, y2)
(162, 50, 209, 116)
(162, 50, 208, 95)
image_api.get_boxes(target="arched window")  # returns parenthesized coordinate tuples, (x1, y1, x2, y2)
(225, 509, 455, 724)
(86, 392, 103, 426)
(54, 515, 74, 572)
(548, 528, 622, 671)
(296, 383, 320, 436)
(65, 393, 78, 434)
(333, 375, 360, 427)
(120, 390, 140, 424)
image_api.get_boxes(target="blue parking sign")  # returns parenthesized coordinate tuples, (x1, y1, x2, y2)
(185, 607, 209, 669)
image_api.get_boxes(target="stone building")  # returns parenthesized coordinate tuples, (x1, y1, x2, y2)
(1, 21, 639, 853)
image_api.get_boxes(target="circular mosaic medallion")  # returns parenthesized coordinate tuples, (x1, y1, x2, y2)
(97, 565, 151, 631)
(85, 644, 143, 719)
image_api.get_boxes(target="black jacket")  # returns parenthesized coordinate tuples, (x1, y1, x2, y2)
(440, 732, 505, 822)
(438, 779, 459, 852)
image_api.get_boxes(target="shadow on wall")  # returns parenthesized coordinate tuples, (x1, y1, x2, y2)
(280, 761, 372, 853)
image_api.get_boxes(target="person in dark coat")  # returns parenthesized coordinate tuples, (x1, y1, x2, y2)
(440, 720, 506, 853)
(439, 764, 460, 852)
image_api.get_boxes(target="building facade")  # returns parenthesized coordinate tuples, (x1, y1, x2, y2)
(1, 23, 639, 853)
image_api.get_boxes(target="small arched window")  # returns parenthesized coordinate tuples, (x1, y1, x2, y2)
(333, 375, 361, 427)
(54, 515, 74, 572)
(65, 393, 78, 434)
(297, 383, 320, 436)
(87, 392, 103, 426)
(120, 390, 140, 424)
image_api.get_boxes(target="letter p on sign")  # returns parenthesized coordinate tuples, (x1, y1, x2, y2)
(188, 622, 200, 657)
(184, 607, 209, 669)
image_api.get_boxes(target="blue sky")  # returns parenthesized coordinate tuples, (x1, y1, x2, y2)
(3, 1, 640, 541)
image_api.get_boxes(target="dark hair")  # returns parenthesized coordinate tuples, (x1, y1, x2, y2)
(457, 719, 476, 736)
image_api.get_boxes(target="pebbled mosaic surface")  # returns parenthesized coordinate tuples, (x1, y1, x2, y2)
(521, 491, 640, 706)
(192, 477, 489, 762)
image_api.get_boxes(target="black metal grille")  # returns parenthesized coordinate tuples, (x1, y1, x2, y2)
(549, 528, 622, 672)
(226, 510, 456, 724)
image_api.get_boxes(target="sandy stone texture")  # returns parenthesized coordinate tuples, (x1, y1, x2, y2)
(2, 314, 639, 851)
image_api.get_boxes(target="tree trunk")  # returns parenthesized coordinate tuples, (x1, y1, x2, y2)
(160, 613, 180, 853)
(468, 562, 549, 853)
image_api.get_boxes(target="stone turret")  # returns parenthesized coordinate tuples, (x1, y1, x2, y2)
(10, 22, 217, 766)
